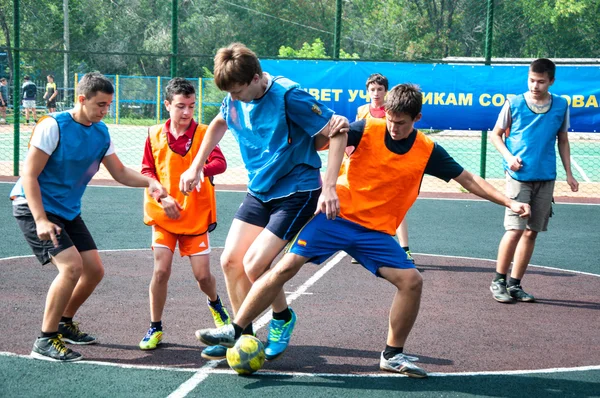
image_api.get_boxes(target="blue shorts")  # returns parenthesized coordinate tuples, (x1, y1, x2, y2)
(288, 213, 415, 276)
(234, 189, 321, 240)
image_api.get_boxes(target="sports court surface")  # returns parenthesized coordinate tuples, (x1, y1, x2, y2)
(0, 184, 599, 397)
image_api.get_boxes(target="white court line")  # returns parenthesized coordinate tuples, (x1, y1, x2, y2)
(1, 351, 599, 379)
(571, 156, 591, 182)
(415, 253, 600, 277)
(167, 251, 347, 398)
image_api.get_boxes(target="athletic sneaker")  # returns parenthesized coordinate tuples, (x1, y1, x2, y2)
(490, 279, 514, 303)
(201, 344, 227, 360)
(265, 308, 297, 360)
(30, 335, 82, 362)
(380, 352, 427, 378)
(507, 285, 535, 302)
(58, 322, 98, 344)
(139, 327, 163, 350)
(405, 250, 415, 264)
(196, 324, 236, 348)
(208, 297, 231, 328)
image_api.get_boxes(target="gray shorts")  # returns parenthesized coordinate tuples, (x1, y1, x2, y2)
(504, 174, 554, 232)
(23, 100, 36, 109)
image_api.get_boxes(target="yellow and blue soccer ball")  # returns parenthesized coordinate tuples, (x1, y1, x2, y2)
(226, 335, 266, 375)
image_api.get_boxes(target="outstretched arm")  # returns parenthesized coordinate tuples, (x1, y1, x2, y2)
(453, 170, 530, 217)
(102, 153, 167, 198)
(180, 115, 228, 194)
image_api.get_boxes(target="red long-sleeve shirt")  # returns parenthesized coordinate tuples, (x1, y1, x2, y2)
(141, 119, 226, 180)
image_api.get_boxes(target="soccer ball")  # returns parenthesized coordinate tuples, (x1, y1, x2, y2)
(226, 335, 266, 375)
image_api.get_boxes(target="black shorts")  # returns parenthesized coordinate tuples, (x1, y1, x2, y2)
(234, 189, 321, 240)
(13, 203, 97, 265)
(47, 99, 56, 108)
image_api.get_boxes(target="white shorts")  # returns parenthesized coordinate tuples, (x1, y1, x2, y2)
(23, 100, 36, 109)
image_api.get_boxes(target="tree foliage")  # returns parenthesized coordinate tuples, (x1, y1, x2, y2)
(0, 0, 597, 84)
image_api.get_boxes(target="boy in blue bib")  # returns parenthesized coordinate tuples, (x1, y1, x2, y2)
(489, 58, 579, 303)
(11, 72, 166, 362)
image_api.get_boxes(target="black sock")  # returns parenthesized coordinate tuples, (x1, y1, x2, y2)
(508, 277, 521, 287)
(272, 307, 292, 323)
(208, 295, 221, 307)
(232, 323, 243, 339)
(40, 331, 59, 339)
(383, 345, 404, 360)
(493, 272, 507, 283)
(151, 321, 162, 331)
(60, 316, 73, 324)
(241, 324, 254, 336)
(402, 246, 410, 252)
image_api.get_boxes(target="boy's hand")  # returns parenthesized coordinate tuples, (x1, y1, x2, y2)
(328, 115, 349, 137)
(148, 180, 168, 200)
(314, 185, 340, 220)
(509, 200, 531, 218)
(180, 168, 204, 195)
(567, 175, 579, 192)
(161, 196, 183, 219)
(507, 155, 523, 171)
(36, 219, 62, 248)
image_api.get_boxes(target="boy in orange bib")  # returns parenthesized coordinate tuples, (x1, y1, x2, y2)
(140, 78, 231, 359)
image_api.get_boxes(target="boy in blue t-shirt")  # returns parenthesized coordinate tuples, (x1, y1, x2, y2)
(180, 42, 348, 361)
(10, 72, 166, 362)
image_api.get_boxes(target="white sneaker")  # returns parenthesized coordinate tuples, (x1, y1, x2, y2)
(0, 118, 5, 124)
(380, 352, 427, 378)
(195, 324, 236, 348)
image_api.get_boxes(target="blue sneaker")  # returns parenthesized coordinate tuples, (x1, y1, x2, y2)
(265, 308, 297, 360)
(201, 344, 227, 360)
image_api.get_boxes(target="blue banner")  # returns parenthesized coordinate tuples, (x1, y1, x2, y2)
(261, 60, 600, 133)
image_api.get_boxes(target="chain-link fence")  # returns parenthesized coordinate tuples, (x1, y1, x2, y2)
(1, 0, 598, 198)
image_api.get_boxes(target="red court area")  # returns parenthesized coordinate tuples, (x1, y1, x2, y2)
(1, 250, 599, 374)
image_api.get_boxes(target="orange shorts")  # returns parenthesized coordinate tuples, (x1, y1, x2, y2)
(152, 225, 211, 257)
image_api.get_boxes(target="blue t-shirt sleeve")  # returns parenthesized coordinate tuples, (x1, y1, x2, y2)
(424, 143, 464, 182)
(285, 88, 334, 137)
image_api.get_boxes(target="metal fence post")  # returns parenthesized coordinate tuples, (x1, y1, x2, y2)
(12, 0, 20, 176)
(333, 0, 342, 59)
(156, 76, 161, 124)
(171, 0, 178, 77)
(115, 74, 120, 125)
(198, 77, 203, 124)
(480, 0, 495, 179)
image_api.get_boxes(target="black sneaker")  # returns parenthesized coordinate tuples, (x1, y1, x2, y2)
(31, 335, 82, 362)
(507, 285, 535, 302)
(58, 322, 98, 344)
